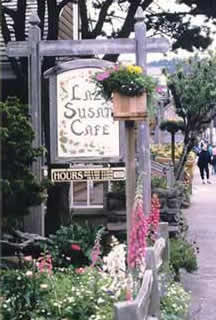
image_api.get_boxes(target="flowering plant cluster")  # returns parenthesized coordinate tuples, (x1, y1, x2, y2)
(94, 64, 156, 100)
(160, 282, 190, 320)
(0, 260, 126, 320)
(39, 222, 101, 268)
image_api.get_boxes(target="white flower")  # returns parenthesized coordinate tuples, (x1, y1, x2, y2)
(97, 297, 105, 304)
(25, 271, 33, 277)
(40, 283, 48, 289)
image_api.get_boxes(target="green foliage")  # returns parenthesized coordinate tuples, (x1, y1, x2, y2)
(40, 222, 104, 268)
(166, 54, 216, 128)
(161, 281, 190, 320)
(0, 267, 121, 320)
(160, 120, 185, 134)
(170, 237, 198, 280)
(151, 175, 167, 189)
(94, 64, 156, 100)
(0, 99, 48, 227)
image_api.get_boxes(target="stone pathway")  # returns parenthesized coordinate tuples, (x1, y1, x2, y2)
(182, 166, 216, 320)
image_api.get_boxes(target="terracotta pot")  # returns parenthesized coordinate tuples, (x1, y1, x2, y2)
(112, 92, 147, 120)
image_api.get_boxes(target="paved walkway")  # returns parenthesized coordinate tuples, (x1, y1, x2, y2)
(182, 166, 216, 320)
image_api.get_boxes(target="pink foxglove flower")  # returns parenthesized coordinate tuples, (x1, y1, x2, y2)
(90, 227, 105, 267)
(147, 193, 160, 241)
(128, 197, 148, 269)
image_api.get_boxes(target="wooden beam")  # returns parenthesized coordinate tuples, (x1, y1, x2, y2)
(6, 37, 169, 57)
(6, 41, 30, 57)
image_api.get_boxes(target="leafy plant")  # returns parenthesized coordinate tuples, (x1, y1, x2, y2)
(151, 176, 167, 189)
(39, 222, 105, 268)
(161, 281, 190, 320)
(170, 237, 198, 280)
(93, 64, 156, 100)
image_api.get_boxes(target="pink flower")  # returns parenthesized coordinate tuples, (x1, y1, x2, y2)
(37, 255, 53, 274)
(96, 71, 110, 81)
(90, 242, 101, 267)
(147, 194, 160, 239)
(71, 244, 81, 251)
(24, 256, 33, 262)
(125, 288, 132, 301)
(114, 65, 120, 71)
(128, 198, 148, 269)
(75, 267, 86, 274)
(90, 227, 105, 267)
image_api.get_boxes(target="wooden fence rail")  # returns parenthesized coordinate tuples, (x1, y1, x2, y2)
(114, 222, 169, 320)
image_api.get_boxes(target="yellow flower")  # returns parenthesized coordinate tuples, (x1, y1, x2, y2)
(126, 65, 142, 74)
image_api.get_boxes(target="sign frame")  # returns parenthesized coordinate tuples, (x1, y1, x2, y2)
(44, 59, 125, 164)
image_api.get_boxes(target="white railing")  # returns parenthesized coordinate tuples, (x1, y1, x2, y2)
(114, 222, 169, 320)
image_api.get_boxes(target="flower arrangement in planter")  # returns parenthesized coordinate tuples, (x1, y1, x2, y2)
(94, 64, 156, 120)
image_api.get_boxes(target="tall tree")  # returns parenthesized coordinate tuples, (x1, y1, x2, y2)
(165, 54, 216, 180)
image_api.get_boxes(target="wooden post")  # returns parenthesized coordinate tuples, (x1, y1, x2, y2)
(24, 14, 44, 235)
(159, 222, 169, 265)
(125, 121, 136, 243)
(135, 8, 151, 216)
(145, 247, 160, 318)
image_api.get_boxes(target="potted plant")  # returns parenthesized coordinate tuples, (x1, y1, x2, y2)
(94, 64, 156, 120)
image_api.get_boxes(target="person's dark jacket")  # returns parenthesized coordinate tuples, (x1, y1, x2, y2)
(197, 150, 212, 168)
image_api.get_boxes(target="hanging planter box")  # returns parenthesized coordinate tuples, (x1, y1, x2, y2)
(112, 92, 148, 121)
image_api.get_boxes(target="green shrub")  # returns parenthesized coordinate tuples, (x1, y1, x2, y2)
(0, 98, 48, 230)
(170, 237, 198, 280)
(161, 281, 190, 320)
(39, 223, 105, 268)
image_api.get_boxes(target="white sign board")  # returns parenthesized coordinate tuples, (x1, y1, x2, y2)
(57, 68, 119, 159)
(51, 167, 126, 182)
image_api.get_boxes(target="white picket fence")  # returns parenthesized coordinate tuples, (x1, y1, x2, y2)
(114, 222, 169, 320)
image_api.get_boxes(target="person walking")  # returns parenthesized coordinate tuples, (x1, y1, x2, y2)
(212, 145, 216, 175)
(197, 144, 212, 184)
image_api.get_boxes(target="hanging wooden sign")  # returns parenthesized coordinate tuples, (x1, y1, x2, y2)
(45, 60, 123, 164)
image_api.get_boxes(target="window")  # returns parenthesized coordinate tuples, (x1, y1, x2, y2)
(70, 181, 105, 208)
